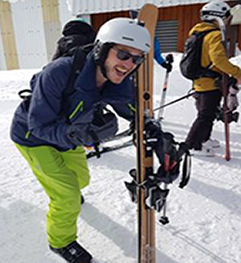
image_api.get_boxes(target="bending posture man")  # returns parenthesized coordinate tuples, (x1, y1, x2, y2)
(10, 18, 150, 263)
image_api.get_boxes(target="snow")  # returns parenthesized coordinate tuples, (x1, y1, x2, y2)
(1, 54, 241, 263)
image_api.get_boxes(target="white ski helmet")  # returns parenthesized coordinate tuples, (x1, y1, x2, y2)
(200, 1, 231, 21)
(95, 17, 151, 53)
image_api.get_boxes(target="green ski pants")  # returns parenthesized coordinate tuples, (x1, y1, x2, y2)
(15, 144, 89, 248)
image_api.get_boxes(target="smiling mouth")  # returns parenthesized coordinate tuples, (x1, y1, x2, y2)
(115, 66, 128, 76)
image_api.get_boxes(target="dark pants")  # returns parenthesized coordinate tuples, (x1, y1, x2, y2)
(185, 90, 221, 150)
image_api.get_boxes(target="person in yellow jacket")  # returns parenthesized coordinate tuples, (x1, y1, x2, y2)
(185, 0, 241, 156)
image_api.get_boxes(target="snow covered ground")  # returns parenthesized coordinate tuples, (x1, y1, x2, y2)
(1, 54, 241, 263)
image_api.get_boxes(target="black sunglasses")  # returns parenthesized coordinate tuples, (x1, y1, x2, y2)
(113, 47, 145, 65)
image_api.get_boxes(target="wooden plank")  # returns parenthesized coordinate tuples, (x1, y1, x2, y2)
(0, 1, 19, 69)
(41, 0, 59, 22)
(41, 0, 61, 61)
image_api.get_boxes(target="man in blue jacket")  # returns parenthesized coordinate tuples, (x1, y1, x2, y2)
(10, 18, 150, 263)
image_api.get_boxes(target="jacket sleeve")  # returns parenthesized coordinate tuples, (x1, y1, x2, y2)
(28, 59, 75, 148)
(154, 36, 165, 66)
(111, 102, 135, 122)
(108, 79, 135, 122)
(207, 32, 241, 79)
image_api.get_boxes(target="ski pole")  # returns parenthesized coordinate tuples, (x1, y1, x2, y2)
(159, 183, 170, 225)
(157, 54, 174, 120)
(215, 17, 230, 161)
(98, 91, 195, 145)
(154, 90, 195, 112)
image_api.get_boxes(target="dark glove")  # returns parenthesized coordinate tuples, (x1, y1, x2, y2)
(161, 53, 173, 73)
(228, 85, 240, 111)
(161, 61, 172, 73)
(144, 118, 163, 150)
(67, 111, 118, 146)
(166, 53, 174, 64)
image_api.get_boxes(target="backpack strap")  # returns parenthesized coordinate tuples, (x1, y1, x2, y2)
(176, 142, 192, 189)
(196, 29, 222, 79)
(18, 89, 32, 100)
(61, 44, 94, 123)
(63, 44, 94, 98)
(179, 150, 192, 188)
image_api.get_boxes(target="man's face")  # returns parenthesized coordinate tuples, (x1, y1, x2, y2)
(104, 44, 144, 84)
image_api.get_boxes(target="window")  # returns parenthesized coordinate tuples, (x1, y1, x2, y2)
(155, 20, 178, 52)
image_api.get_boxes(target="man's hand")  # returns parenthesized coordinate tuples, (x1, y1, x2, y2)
(237, 77, 241, 88)
(161, 54, 174, 73)
(228, 84, 240, 111)
(67, 110, 118, 146)
(161, 62, 172, 73)
(144, 118, 163, 149)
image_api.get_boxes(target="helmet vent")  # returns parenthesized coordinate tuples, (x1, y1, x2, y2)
(122, 36, 134, 42)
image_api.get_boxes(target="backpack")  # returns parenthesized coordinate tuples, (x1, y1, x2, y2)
(180, 29, 221, 80)
(18, 45, 94, 114)
(52, 19, 96, 60)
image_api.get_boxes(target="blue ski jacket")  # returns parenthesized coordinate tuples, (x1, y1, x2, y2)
(10, 52, 135, 151)
(154, 36, 165, 66)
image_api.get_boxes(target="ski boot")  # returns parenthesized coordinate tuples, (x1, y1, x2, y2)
(124, 169, 138, 203)
(145, 185, 169, 212)
(50, 241, 92, 263)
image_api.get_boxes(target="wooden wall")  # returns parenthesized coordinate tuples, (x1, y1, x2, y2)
(91, 3, 241, 52)
(158, 4, 201, 51)
(92, 11, 129, 30)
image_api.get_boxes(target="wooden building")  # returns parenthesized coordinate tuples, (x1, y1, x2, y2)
(0, 0, 240, 70)
(86, 1, 241, 53)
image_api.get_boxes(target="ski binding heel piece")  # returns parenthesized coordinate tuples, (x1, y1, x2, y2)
(145, 186, 169, 212)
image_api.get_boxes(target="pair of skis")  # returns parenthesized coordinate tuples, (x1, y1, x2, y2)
(134, 4, 171, 263)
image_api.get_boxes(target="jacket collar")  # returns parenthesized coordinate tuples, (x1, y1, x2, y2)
(74, 53, 97, 92)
